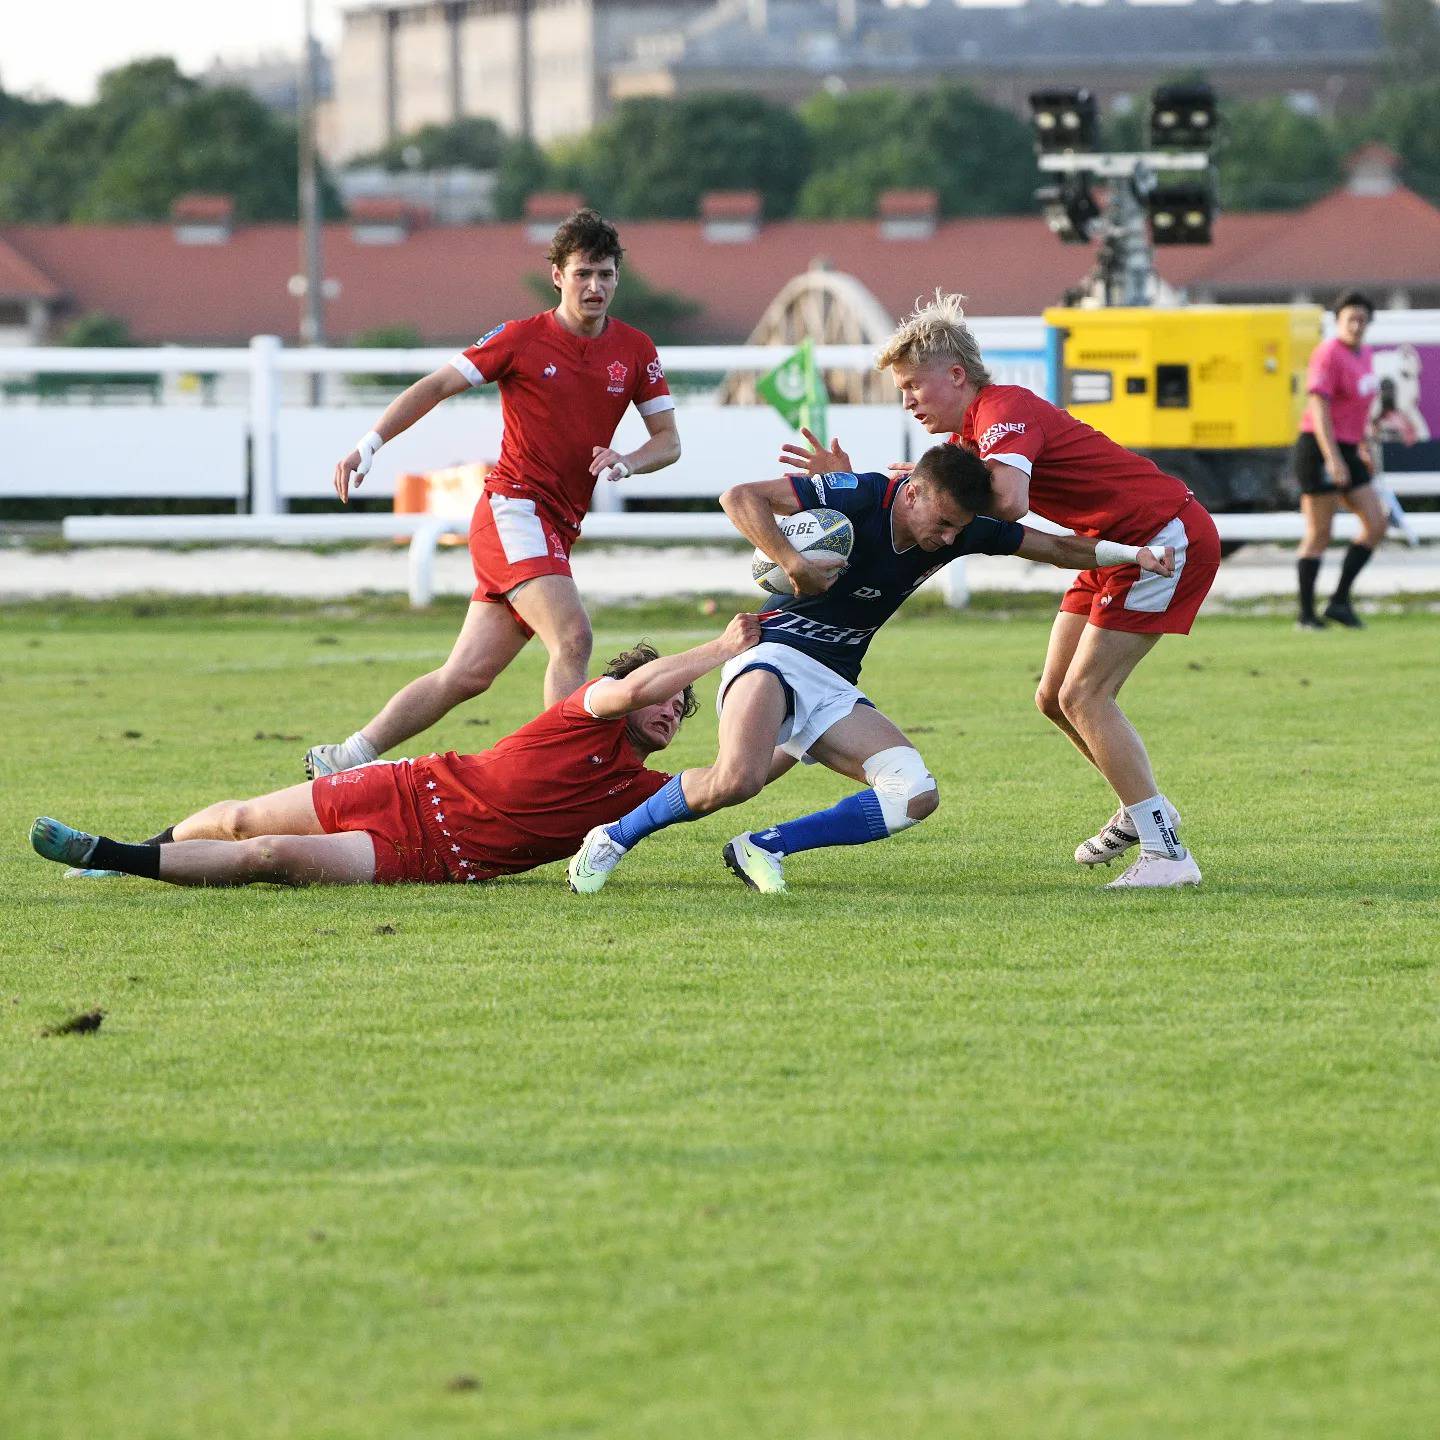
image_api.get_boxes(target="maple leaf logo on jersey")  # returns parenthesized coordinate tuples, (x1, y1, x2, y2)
(977, 420, 1027, 453)
(606, 360, 628, 395)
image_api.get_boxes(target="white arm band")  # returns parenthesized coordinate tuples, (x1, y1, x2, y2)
(354, 429, 384, 477)
(1095, 540, 1142, 567)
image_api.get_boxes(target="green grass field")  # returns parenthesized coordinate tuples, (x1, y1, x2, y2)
(4, 596, 1438, 1440)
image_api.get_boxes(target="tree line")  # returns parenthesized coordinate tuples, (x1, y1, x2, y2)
(2, 54, 1440, 227)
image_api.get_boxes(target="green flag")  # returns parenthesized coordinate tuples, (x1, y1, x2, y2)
(755, 338, 828, 446)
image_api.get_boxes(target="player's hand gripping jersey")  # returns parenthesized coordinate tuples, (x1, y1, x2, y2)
(759, 471, 1024, 683)
(450, 312, 674, 535)
(312, 679, 669, 884)
(957, 385, 1191, 544)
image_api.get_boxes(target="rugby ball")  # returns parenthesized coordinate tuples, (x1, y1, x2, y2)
(751, 508, 855, 596)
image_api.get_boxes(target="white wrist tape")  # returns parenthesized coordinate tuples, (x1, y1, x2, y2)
(354, 429, 384, 477)
(1095, 540, 1142, 568)
(599, 459, 631, 484)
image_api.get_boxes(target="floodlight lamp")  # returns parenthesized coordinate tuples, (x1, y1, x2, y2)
(1029, 89, 1097, 154)
(1149, 82, 1218, 152)
(1147, 184, 1214, 244)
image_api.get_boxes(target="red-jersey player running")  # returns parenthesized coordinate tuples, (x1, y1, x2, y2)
(30, 617, 759, 889)
(785, 292, 1220, 888)
(303, 209, 679, 779)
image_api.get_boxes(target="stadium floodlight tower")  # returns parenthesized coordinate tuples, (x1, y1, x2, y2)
(1028, 82, 1218, 307)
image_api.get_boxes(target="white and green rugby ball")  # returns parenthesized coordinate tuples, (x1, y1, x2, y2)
(752, 507, 855, 596)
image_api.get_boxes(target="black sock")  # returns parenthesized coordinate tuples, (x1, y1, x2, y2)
(89, 836, 162, 879)
(1331, 543, 1373, 604)
(143, 825, 175, 847)
(1297, 556, 1321, 618)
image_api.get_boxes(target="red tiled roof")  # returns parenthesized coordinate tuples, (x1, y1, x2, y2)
(700, 190, 763, 221)
(1186, 184, 1440, 291)
(0, 236, 62, 301)
(878, 189, 939, 218)
(3, 181, 1436, 345)
(170, 194, 235, 223)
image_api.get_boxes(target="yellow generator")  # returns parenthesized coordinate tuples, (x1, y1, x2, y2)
(1043, 305, 1323, 508)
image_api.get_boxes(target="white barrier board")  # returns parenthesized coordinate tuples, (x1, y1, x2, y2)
(0, 407, 248, 498)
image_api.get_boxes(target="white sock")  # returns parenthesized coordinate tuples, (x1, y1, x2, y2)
(341, 731, 379, 767)
(1126, 794, 1185, 859)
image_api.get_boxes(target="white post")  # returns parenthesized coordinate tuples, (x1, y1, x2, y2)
(249, 334, 283, 515)
(941, 557, 970, 609)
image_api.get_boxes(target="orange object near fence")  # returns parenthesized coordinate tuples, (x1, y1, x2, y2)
(392, 461, 493, 544)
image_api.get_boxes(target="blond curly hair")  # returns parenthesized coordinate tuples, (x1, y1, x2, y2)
(874, 290, 992, 386)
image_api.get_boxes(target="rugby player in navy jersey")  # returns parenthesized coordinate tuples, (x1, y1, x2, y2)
(567, 443, 1174, 894)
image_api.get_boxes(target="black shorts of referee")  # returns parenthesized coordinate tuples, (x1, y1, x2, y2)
(1294, 431, 1372, 496)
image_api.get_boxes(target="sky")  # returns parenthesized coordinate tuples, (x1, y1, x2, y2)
(1, 0, 350, 103)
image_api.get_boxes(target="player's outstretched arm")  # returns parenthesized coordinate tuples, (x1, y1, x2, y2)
(591, 408, 681, 485)
(720, 477, 844, 597)
(1016, 529, 1175, 577)
(586, 615, 762, 719)
(332, 364, 471, 503)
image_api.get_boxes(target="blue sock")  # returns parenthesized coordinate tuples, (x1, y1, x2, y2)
(606, 774, 694, 849)
(751, 790, 889, 856)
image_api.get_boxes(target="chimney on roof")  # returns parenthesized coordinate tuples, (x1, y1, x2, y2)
(524, 191, 585, 244)
(171, 194, 234, 245)
(348, 196, 423, 245)
(1345, 143, 1400, 197)
(701, 190, 762, 243)
(878, 188, 938, 241)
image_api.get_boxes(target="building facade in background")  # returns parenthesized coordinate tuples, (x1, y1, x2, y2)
(325, 0, 711, 159)
(322, 0, 1386, 160)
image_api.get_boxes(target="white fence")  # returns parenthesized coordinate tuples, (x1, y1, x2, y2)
(0, 322, 1051, 511)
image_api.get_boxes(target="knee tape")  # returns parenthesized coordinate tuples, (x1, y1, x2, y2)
(864, 746, 936, 834)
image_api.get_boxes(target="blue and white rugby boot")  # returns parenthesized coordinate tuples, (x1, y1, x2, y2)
(567, 826, 628, 894)
(722, 833, 787, 894)
(64, 866, 124, 880)
(31, 816, 100, 869)
(1075, 802, 1181, 867)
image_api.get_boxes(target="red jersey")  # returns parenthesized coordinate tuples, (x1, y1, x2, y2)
(408, 678, 669, 881)
(450, 311, 674, 535)
(956, 384, 1191, 543)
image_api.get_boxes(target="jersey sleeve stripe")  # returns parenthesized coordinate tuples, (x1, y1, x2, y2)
(787, 474, 813, 510)
(635, 395, 676, 416)
(449, 353, 484, 387)
(986, 451, 1033, 477)
(581, 677, 617, 717)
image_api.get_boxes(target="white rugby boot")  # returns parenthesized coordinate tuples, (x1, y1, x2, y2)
(567, 826, 629, 894)
(304, 744, 348, 779)
(722, 833, 787, 894)
(1104, 849, 1202, 889)
(1075, 802, 1181, 867)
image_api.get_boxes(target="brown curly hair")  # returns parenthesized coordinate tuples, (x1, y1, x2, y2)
(604, 641, 699, 721)
(547, 208, 624, 282)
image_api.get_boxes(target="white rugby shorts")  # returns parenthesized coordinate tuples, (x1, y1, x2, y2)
(717, 641, 870, 762)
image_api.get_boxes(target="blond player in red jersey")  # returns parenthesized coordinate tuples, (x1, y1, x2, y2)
(31, 617, 759, 888)
(783, 293, 1220, 889)
(304, 209, 680, 779)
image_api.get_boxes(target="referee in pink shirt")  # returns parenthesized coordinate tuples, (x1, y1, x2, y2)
(1293, 290, 1388, 629)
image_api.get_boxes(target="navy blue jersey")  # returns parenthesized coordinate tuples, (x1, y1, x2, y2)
(757, 471, 1024, 683)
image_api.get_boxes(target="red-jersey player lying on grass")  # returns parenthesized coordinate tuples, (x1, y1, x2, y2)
(30, 616, 758, 889)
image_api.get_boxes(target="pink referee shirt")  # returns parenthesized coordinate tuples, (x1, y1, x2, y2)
(1301, 337, 1377, 446)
